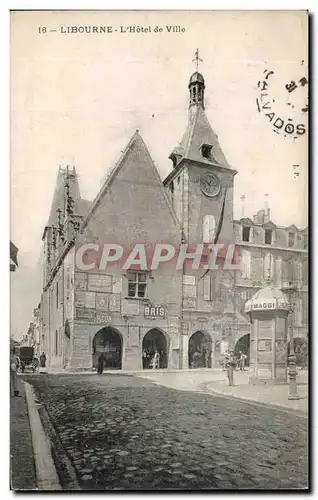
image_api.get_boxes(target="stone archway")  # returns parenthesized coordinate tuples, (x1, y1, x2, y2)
(92, 327, 122, 370)
(142, 328, 168, 369)
(234, 333, 250, 366)
(188, 331, 213, 368)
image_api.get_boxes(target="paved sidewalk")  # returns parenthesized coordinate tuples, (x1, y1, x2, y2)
(136, 368, 308, 414)
(10, 379, 37, 490)
(204, 370, 308, 414)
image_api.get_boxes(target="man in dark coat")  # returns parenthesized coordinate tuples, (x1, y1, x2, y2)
(97, 353, 105, 374)
(40, 352, 47, 368)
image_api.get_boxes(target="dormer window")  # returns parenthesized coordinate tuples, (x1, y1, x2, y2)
(265, 229, 272, 245)
(288, 232, 295, 248)
(242, 226, 251, 242)
(201, 144, 213, 159)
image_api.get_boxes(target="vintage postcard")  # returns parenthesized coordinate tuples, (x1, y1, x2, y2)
(10, 10, 308, 491)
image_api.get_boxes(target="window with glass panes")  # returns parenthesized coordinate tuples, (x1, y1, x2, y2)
(127, 271, 147, 298)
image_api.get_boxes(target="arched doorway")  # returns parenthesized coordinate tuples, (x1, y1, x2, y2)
(234, 334, 250, 366)
(142, 329, 168, 369)
(188, 331, 212, 368)
(92, 327, 122, 370)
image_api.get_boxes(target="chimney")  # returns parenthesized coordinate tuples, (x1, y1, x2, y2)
(240, 194, 246, 219)
(253, 209, 265, 224)
(264, 194, 270, 223)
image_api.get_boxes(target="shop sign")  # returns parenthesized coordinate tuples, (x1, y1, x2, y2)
(144, 305, 165, 318)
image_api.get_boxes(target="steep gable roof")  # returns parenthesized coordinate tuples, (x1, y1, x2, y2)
(170, 105, 231, 169)
(82, 130, 180, 231)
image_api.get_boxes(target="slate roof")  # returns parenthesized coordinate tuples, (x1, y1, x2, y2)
(169, 104, 232, 169)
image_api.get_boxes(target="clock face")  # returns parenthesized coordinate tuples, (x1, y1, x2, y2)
(200, 173, 221, 197)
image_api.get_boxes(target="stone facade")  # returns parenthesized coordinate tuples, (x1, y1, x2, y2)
(37, 70, 308, 371)
(234, 214, 308, 341)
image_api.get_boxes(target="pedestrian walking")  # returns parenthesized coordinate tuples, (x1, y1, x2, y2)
(225, 350, 235, 386)
(97, 353, 105, 374)
(192, 350, 200, 369)
(10, 347, 20, 397)
(142, 349, 148, 369)
(239, 351, 247, 371)
(204, 349, 210, 368)
(40, 351, 47, 368)
(151, 350, 160, 369)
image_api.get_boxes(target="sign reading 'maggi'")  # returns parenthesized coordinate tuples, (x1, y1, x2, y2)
(252, 300, 276, 310)
(144, 305, 165, 318)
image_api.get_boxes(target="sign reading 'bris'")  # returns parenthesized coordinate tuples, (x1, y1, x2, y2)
(144, 305, 165, 318)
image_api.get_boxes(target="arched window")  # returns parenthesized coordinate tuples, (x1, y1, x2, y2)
(203, 215, 216, 243)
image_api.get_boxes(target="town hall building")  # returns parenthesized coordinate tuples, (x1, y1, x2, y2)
(36, 66, 308, 371)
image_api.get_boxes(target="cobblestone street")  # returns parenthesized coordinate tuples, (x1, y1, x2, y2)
(27, 374, 308, 490)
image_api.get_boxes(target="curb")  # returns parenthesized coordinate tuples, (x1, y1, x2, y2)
(142, 378, 307, 418)
(24, 382, 62, 490)
(201, 382, 307, 418)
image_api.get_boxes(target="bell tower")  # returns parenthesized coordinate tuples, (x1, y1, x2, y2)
(188, 49, 205, 109)
(164, 50, 237, 248)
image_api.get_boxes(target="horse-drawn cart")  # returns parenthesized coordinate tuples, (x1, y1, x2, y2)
(17, 346, 39, 373)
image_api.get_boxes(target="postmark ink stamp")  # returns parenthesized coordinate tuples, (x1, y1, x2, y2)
(256, 65, 308, 139)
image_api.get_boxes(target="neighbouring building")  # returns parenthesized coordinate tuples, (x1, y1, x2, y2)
(35, 68, 308, 371)
(10, 240, 18, 272)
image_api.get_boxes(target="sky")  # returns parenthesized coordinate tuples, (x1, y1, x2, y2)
(10, 10, 308, 337)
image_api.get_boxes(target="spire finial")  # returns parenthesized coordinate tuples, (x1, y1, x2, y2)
(192, 48, 203, 72)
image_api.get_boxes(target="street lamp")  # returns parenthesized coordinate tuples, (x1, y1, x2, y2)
(284, 282, 300, 400)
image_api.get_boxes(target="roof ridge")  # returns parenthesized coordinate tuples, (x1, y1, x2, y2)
(81, 130, 181, 233)
(137, 134, 182, 231)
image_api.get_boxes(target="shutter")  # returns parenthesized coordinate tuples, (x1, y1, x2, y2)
(203, 216, 210, 243)
(275, 257, 282, 284)
(282, 259, 289, 283)
(203, 215, 216, 243)
(302, 298, 308, 324)
(295, 261, 302, 282)
(302, 261, 308, 284)
(296, 298, 302, 325)
(252, 256, 263, 281)
(122, 274, 129, 297)
(240, 250, 246, 278)
(242, 250, 251, 279)
(209, 216, 216, 243)
(263, 253, 272, 279)
(203, 275, 211, 301)
(246, 251, 251, 278)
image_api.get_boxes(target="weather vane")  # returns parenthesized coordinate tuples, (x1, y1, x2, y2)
(193, 48, 203, 72)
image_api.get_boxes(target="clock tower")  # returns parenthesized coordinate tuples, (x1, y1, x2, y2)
(164, 61, 237, 249)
